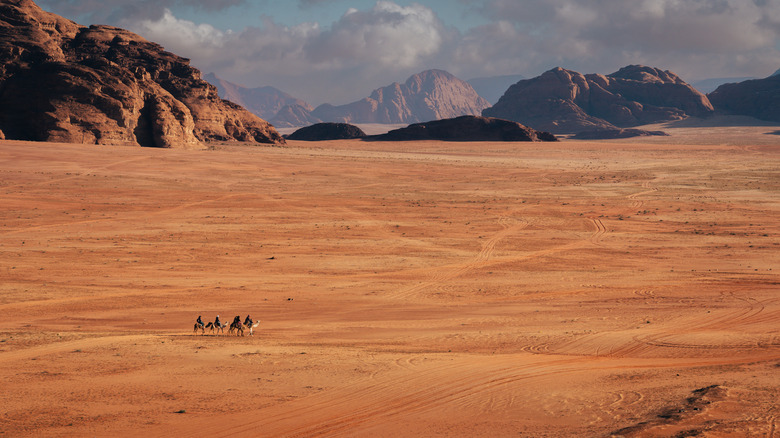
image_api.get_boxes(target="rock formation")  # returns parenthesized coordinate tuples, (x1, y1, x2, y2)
(307, 70, 491, 125)
(0, 0, 284, 148)
(483, 65, 714, 134)
(572, 128, 669, 140)
(204, 72, 310, 121)
(708, 75, 780, 122)
(367, 115, 557, 142)
(287, 123, 366, 141)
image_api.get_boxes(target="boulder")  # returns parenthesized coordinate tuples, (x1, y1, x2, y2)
(483, 65, 714, 134)
(0, 0, 284, 148)
(287, 123, 366, 141)
(367, 115, 557, 142)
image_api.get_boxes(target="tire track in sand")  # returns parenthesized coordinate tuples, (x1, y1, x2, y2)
(389, 216, 528, 300)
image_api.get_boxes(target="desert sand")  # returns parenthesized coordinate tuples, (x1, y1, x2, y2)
(0, 123, 778, 437)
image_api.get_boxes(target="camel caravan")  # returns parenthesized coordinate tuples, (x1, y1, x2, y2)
(194, 314, 259, 336)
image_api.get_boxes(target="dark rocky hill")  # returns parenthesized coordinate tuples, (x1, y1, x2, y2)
(0, 0, 284, 147)
(483, 65, 713, 134)
(306, 69, 490, 125)
(708, 75, 780, 122)
(287, 123, 366, 141)
(367, 115, 557, 142)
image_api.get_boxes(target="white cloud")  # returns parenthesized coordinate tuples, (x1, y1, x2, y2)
(124, 2, 449, 104)
(96, 0, 780, 104)
(131, 9, 228, 53)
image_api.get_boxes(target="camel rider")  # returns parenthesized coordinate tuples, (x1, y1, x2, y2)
(214, 315, 221, 327)
(232, 315, 241, 325)
(244, 315, 253, 326)
(196, 315, 204, 328)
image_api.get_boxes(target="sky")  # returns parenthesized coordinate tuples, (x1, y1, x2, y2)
(36, 0, 780, 106)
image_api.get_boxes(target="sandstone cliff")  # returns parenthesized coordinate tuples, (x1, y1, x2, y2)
(483, 65, 713, 134)
(708, 75, 780, 122)
(0, 0, 284, 148)
(307, 69, 491, 125)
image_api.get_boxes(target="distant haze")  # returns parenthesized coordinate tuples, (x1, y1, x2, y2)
(37, 0, 780, 105)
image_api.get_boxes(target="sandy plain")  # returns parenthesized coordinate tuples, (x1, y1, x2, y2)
(0, 122, 778, 437)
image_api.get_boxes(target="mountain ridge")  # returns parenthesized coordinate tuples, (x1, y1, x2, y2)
(272, 69, 490, 127)
(483, 65, 714, 134)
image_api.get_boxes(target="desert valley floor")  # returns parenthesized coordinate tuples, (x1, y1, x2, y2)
(0, 123, 778, 437)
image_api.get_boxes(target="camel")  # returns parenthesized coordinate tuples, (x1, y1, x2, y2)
(228, 319, 244, 336)
(207, 320, 228, 335)
(243, 315, 260, 336)
(193, 322, 205, 335)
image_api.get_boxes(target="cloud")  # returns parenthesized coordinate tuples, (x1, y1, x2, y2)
(125, 2, 451, 104)
(303, 2, 445, 68)
(457, 0, 780, 79)
(37, 0, 245, 23)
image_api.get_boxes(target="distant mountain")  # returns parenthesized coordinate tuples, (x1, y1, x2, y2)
(772, 68, 780, 77)
(270, 104, 322, 128)
(708, 75, 780, 122)
(467, 74, 525, 104)
(692, 77, 756, 94)
(308, 69, 491, 124)
(483, 65, 714, 134)
(204, 73, 311, 121)
(0, 0, 283, 147)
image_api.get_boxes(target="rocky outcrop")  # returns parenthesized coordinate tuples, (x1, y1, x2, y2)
(707, 75, 780, 122)
(287, 123, 366, 141)
(367, 116, 557, 142)
(205, 72, 310, 121)
(271, 104, 322, 128)
(309, 69, 491, 124)
(572, 128, 669, 140)
(483, 65, 714, 134)
(0, 0, 284, 148)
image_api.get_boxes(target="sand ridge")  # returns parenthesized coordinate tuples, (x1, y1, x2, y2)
(0, 127, 778, 436)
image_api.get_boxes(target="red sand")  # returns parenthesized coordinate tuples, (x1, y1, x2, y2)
(1, 125, 778, 436)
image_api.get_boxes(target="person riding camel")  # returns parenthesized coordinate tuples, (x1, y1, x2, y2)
(244, 315, 253, 326)
(214, 315, 221, 327)
(196, 315, 204, 328)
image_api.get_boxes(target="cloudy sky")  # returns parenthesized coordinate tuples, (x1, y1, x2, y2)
(37, 0, 780, 105)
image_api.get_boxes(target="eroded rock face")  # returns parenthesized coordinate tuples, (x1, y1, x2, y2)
(483, 65, 714, 134)
(367, 115, 558, 142)
(309, 69, 491, 124)
(287, 123, 366, 141)
(0, 0, 284, 147)
(708, 75, 780, 122)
